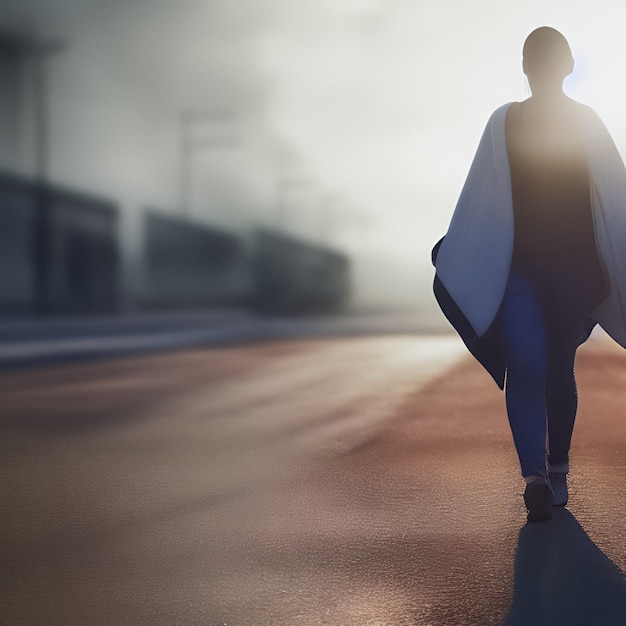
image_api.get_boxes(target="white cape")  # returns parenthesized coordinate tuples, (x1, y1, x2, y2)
(435, 102, 626, 347)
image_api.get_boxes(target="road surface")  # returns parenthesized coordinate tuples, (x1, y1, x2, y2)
(2, 334, 626, 625)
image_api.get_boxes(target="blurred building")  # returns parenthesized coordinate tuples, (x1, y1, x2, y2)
(0, 172, 351, 317)
(252, 229, 350, 314)
(0, 172, 119, 315)
(141, 210, 251, 310)
(139, 213, 350, 314)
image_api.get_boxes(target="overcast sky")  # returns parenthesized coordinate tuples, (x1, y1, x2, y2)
(3, 0, 626, 314)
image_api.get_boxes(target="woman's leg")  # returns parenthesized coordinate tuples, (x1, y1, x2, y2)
(494, 273, 549, 480)
(545, 343, 578, 471)
(541, 287, 588, 508)
(543, 288, 589, 473)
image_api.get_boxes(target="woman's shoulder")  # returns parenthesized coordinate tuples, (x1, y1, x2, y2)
(566, 97, 599, 119)
(492, 101, 517, 115)
(513, 96, 600, 127)
(483, 102, 516, 127)
(565, 99, 608, 139)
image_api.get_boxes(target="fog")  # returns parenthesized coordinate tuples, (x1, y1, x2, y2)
(2, 0, 626, 319)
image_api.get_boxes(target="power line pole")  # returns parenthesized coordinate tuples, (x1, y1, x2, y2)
(10, 33, 66, 314)
(178, 109, 238, 218)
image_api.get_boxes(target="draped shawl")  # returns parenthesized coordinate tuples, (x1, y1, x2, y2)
(433, 102, 626, 386)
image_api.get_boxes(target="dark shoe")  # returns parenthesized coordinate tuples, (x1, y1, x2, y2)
(549, 471, 568, 506)
(524, 480, 553, 523)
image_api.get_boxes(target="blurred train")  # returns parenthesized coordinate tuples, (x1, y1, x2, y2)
(0, 172, 350, 316)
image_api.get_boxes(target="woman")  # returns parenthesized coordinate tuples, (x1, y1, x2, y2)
(432, 27, 626, 523)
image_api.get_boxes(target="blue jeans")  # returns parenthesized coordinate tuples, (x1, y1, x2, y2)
(492, 272, 580, 479)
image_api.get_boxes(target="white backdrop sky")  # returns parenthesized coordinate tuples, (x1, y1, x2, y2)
(2, 0, 626, 313)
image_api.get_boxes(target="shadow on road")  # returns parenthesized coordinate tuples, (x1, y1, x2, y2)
(505, 508, 626, 625)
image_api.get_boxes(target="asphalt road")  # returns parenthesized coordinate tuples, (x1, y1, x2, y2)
(2, 334, 626, 625)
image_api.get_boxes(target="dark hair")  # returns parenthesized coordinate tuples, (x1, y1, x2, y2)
(523, 27, 573, 80)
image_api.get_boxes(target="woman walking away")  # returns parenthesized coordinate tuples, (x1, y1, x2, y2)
(432, 27, 626, 523)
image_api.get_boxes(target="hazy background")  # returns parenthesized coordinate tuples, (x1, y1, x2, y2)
(2, 0, 626, 324)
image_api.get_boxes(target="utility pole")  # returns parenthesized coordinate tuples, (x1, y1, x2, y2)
(178, 109, 238, 218)
(9, 32, 66, 314)
(31, 40, 65, 182)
